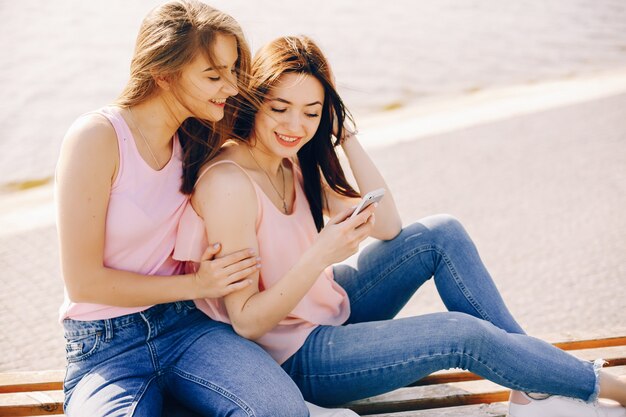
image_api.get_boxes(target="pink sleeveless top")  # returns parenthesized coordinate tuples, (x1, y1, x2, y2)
(174, 160, 350, 363)
(59, 106, 188, 321)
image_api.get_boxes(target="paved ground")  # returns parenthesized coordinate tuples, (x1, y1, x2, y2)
(0, 93, 625, 372)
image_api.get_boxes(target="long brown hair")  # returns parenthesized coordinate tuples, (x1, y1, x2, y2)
(115, 0, 252, 194)
(233, 35, 360, 231)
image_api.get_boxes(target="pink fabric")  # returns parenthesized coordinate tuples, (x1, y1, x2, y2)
(174, 160, 350, 363)
(59, 106, 188, 321)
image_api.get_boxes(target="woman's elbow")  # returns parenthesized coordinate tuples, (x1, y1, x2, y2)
(64, 278, 90, 303)
(377, 220, 403, 241)
(62, 265, 102, 303)
(231, 320, 268, 341)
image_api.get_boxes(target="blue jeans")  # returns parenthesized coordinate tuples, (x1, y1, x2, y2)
(281, 214, 598, 406)
(63, 301, 308, 417)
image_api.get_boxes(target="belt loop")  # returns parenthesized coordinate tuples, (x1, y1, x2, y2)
(174, 302, 182, 313)
(104, 319, 113, 341)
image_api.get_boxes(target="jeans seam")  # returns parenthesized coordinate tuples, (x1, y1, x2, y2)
(170, 368, 255, 416)
(65, 331, 102, 364)
(432, 244, 493, 323)
(124, 375, 158, 417)
(146, 341, 161, 376)
(292, 351, 532, 393)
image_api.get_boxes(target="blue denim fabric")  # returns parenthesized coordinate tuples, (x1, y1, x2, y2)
(63, 301, 308, 417)
(281, 214, 597, 406)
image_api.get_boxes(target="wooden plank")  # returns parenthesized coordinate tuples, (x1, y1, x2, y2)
(349, 391, 510, 415)
(345, 380, 510, 415)
(0, 390, 64, 416)
(0, 370, 64, 394)
(569, 346, 626, 367)
(554, 336, 626, 351)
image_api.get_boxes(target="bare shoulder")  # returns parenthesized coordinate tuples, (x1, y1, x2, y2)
(193, 159, 257, 219)
(62, 113, 117, 153)
(61, 113, 118, 166)
(56, 112, 120, 188)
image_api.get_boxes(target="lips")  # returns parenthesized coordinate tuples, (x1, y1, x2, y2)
(209, 98, 226, 108)
(275, 132, 302, 147)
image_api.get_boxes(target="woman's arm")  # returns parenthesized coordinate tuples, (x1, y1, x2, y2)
(194, 164, 376, 340)
(325, 133, 402, 240)
(56, 116, 255, 306)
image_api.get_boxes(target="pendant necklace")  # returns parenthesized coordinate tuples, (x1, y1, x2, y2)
(128, 107, 162, 169)
(247, 146, 288, 214)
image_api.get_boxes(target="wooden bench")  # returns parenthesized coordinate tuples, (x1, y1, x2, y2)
(1, 335, 625, 417)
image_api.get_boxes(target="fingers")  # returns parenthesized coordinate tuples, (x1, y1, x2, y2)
(196, 250, 259, 297)
(344, 203, 377, 228)
(225, 264, 259, 286)
(212, 247, 257, 268)
(201, 242, 222, 261)
(223, 255, 260, 277)
(355, 212, 375, 236)
(216, 263, 259, 296)
(221, 278, 254, 296)
(327, 206, 355, 226)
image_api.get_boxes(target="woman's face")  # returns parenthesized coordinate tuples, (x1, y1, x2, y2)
(176, 33, 239, 121)
(253, 72, 325, 159)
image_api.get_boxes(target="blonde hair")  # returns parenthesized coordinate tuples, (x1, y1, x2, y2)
(115, 0, 252, 193)
(117, 0, 250, 107)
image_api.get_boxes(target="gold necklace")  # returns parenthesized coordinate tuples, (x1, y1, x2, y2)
(128, 107, 162, 169)
(247, 146, 288, 214)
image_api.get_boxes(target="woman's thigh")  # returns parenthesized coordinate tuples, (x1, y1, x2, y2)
(166, 318, 308, 417)
(63, 316, 162, 417)
(282, 312, 595, 407)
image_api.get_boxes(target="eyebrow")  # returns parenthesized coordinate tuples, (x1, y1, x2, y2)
(203, 65, 229, 72)
(270, 97, 323, 107)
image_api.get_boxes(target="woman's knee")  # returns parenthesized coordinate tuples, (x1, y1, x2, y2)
(434, 311, 500, 349)
(250, 387, 308, 417)
(427, 214, 466, 237)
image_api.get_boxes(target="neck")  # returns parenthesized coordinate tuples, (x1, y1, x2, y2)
(247, 140, 284, 176)
(129, 96, 183, 150)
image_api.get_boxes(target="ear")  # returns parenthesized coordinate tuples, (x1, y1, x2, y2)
(152, 71, 172, 91)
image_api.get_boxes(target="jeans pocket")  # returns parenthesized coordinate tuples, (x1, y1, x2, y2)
(65, 331, 102, 363)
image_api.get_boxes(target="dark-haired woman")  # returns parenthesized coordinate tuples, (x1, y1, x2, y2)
(55, 1, 311, 415)
(176, 35, 626, 417)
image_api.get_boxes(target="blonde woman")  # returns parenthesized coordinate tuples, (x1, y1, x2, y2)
(55, 2, 310, 415)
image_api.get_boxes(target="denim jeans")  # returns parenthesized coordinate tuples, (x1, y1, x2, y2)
(63, 301, 308, 417)
(281, 214, 598, 406)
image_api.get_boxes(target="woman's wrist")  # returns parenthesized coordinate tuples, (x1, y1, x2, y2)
(182, 270, 201, 300)
(303, 245, 331, 276)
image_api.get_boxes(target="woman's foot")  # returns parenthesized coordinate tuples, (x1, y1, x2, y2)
(508, 391, 626, 417)
(305, 401, 359, 416)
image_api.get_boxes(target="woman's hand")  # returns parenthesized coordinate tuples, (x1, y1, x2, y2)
(313, 204, 377, 267)
(192, 243, 259, 298)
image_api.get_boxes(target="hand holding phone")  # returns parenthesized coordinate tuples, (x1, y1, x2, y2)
(350, 188, 385, 219)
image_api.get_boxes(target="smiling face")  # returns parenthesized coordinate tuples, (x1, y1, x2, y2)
(252, 72, 325, 159)
(174, 33, 239, 122)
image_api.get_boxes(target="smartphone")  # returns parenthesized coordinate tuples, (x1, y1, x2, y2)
(350, 188, 385, 219)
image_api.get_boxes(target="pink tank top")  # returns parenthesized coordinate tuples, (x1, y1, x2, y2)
(59, 106, 188, 321)
(174, 160, 350, 363)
